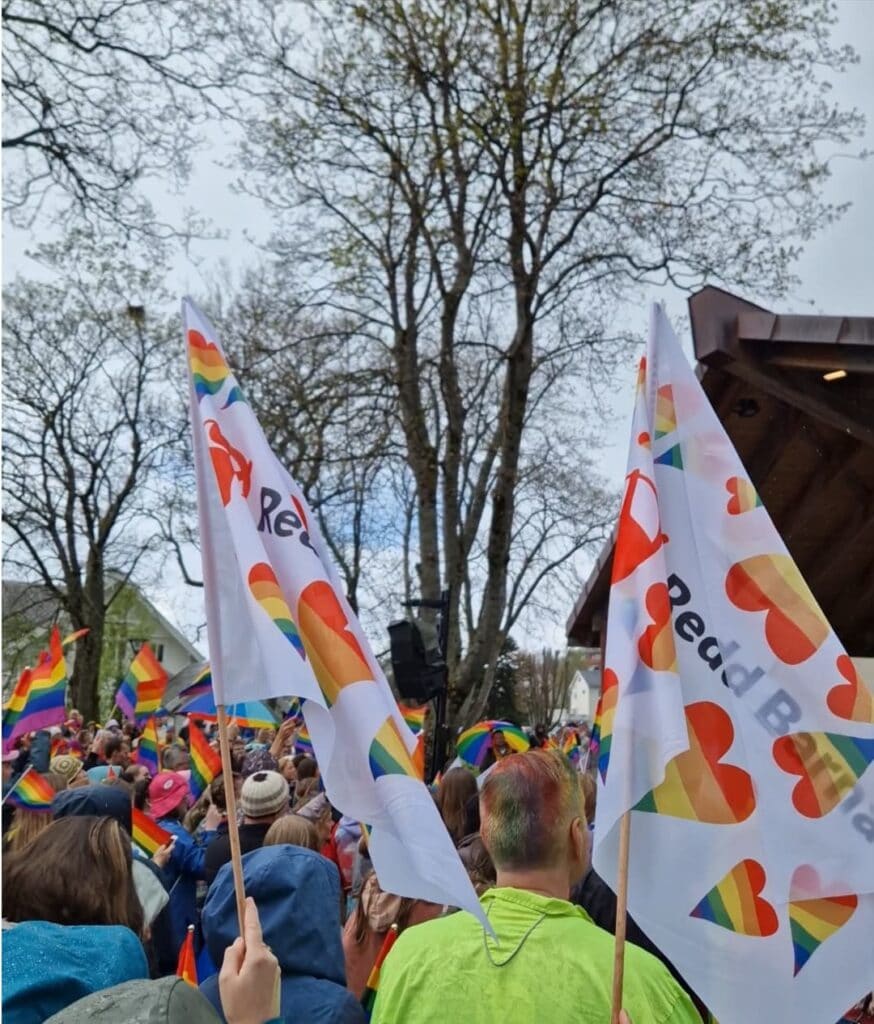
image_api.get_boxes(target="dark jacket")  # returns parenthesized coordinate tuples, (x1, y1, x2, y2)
(201, 845, 365, 1024)
(572, 868, 706, 1018)
(203, 821, 271, 886)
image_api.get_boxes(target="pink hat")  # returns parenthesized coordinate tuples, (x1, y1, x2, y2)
(148, 772, 190, 819)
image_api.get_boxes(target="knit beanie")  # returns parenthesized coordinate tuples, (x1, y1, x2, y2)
(240, 770, 288, 820)
(50, 754, 85, 786)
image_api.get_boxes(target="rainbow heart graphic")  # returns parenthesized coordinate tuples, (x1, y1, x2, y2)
(296, 581, 373, 706)
(788, 866, 858, 976)
(189, 329, 233, 402)
(827, 655, 874, 725)
(725, 476, 762, 515)
(369, 716, 418, 780)
(655, 385, 677, 438)
(773, 731, 874, 817)
(635, 702, 756, 824)
(690, 859, 778, 937)
(247, 564, 306, 659)
(725, 553, 830, 665)
(637, 582, 678, 673)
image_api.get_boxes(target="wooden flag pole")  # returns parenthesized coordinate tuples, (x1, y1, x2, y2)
(216, 704, 246, 937)
(610, 809, 632, 1024)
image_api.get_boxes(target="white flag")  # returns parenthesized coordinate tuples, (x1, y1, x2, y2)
(593, 305, 874, 1024)
(184, 297, 485, 923)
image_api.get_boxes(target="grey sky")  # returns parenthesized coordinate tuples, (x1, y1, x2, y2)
(4, 0, 872, 652)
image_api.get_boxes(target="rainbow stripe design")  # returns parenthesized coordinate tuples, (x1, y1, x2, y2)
(297, 580, 373, 706)
(690, 859, 778, 937)
(2, 627, 67, 747)
(400, 705, 427, 735)
(789, 892, 858, 975)
(654, 385, 677, 438)
(132, 807, 172, 856)
(295, 725, 314, 755)
(455, 720, 530, 768)
(6, 768, 56, 811)
(635, 702, 756, 824)
(593, 669, 618, 781)
(725, 476, 762, 515)
(655, 443, 683, 469)
(369, 717, 418, 780)
(221, 385, 246, 409)
(188, 720, 222, 799)
(248, 563, 306, 659)
(773, 731, 874, 818)
(132, 645, 169, 720)
(188, 329, 234, 402)
(137, 717, 160, 776)
(179, 663, 213, 703)
(361, 924, 398, 1019)
(827, 655, 874, 725)
(177, 926, 198, 986)
(725, 554, 829, 666)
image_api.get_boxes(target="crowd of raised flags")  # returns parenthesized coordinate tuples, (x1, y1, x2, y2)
(1, 302, 871, 1024)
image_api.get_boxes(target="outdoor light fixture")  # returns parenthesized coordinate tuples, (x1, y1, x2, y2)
(822, 369, 847, 382)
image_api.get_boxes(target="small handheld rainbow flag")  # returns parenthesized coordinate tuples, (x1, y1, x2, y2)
(2, 627, 68, 748)
(295, 725, 314, 755)
(137, 716, 160, 776)
(176, 924, 198, 986)
(399, 704, 427, 735)
(132, 806, 172, 857)
(188, 719, 222, 799)
(5, 767, 55, 811)
(361, 923, 398, 1019)
(116, 644, 168, 722)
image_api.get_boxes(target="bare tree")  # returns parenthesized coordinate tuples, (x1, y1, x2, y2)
(211, 0, 861, 726)
(2, 230, 184, 718)
(516, 649, 574, 732)
(2, 0, 234, 230)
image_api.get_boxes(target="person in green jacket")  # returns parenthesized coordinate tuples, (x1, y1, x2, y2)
(372, 750, 701, 1024)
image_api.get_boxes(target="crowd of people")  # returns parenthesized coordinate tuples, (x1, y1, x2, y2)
(2, 712, 870, 1023)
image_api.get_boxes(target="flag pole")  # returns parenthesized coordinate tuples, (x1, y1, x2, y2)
(0, 764, 32, 805)
(216, 704, 246, 936)
(611, 809, 632, 1024)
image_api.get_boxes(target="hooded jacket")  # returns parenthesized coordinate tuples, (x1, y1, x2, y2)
(372, 887, 702, 1024)
(201, 845, 365, 1024)
(2, 920, 148, 1024)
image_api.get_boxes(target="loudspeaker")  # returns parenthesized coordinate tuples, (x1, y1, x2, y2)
(388, 618, 446, 703)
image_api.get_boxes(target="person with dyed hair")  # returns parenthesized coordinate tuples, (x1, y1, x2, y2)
(371, 750, 700, 1024)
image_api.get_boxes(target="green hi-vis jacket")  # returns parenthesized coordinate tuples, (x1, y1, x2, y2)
(372, 886, 701, 1024)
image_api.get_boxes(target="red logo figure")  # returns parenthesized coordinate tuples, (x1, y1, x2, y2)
(204, 419, 252, 506)
(612, 469, 669, 583)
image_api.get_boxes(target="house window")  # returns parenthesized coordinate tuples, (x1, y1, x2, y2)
(155, 644, 165, 662)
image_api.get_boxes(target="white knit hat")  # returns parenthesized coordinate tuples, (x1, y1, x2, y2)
(240, 770, 288, 819)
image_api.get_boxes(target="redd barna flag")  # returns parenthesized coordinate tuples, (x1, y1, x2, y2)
(593, 304, 873, 1024)
(183, 298, 484, 924)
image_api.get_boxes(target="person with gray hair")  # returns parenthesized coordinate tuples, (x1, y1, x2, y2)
(161, 744, 190, 772)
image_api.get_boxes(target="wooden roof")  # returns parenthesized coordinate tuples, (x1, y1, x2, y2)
(567, 286, 874, 657)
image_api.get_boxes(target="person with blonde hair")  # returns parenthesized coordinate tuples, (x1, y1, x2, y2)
(264, 813, 320, 851)
(372, 750, 699, 1024)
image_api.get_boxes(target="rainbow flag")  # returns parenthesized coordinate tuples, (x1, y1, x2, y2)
(2, 627, 67, 748)
(360, 923, 398, 1019)
(188, 720, 221, 799)
(180, 663, 212, 702)
(295, 725, 314, 755)
(116, 643, 167, 722)
(132, 806, 172, 856)
(137, 717, 160, 776)
(399, 704, 427, 735)
(176, 925, 198, 986)
(6, 768, 55, 811)
(50, 735, 69, 757)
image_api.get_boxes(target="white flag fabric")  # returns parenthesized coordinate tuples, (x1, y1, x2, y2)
(593, 305, 874, 1024)
(184, 297, 486, 923)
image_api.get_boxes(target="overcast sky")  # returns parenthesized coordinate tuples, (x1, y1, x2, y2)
(4, 0, 873, 655)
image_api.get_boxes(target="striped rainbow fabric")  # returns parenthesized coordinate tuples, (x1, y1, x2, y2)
(137, 716, 160, 776)
(188, 720, 222, 799)
(399, 704, 427, 735)
(132, 807, 172, 856)
(2, 627, 67, 748)
(6, 768, 56, 811)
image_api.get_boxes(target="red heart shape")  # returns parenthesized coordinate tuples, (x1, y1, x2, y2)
(636, 702, 755, 823)
(827, 654, 874, 724)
